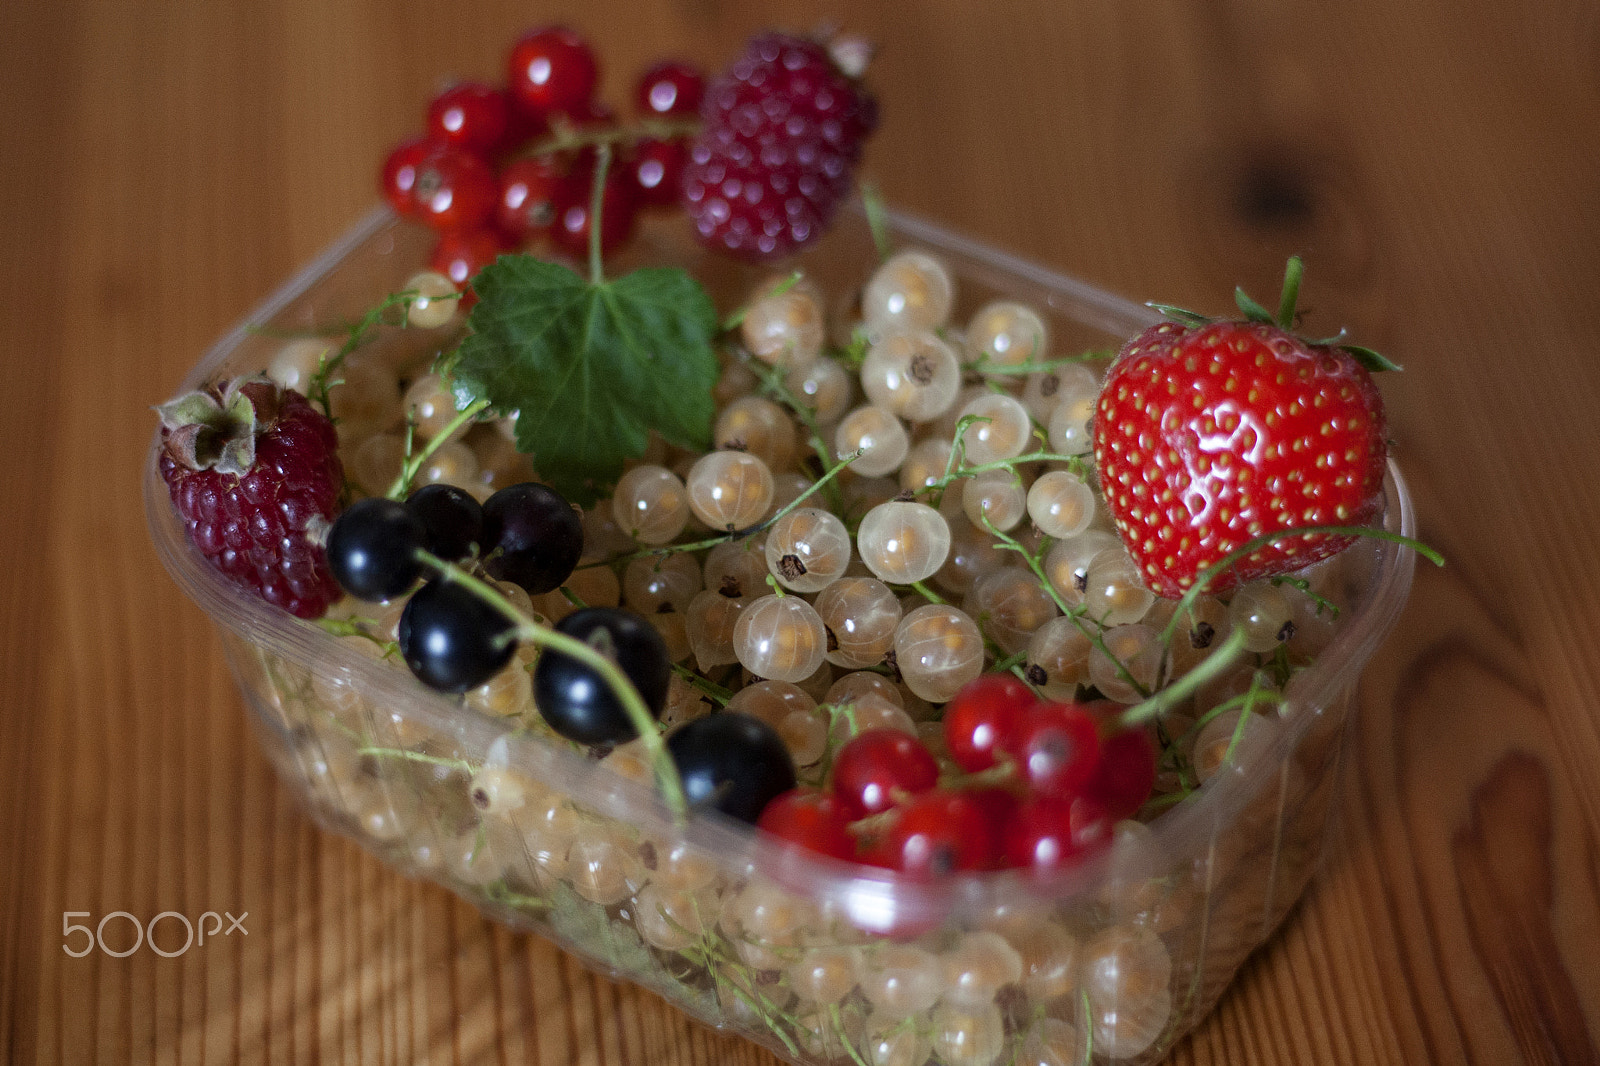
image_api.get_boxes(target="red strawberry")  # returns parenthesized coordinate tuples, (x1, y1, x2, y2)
(682, 31, 877, 261)
(1092, 259, 1392, 599)
(157, 377, 343, 618)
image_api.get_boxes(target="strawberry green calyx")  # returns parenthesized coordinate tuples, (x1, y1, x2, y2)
(156, 376, 283, 476)
(1147, 257, 1402, 374)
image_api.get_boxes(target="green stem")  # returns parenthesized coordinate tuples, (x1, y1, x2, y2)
(518, 116, 700, 161)
(861, 182, 892, 263)
(582, 448, 862, 570)
(1158, 524, 1444, 650)
(909, 580, 945, 605)
(588, 143, 612, 285)
(980, 515, 1150, 700)
(413, 550, 688, 817)
(961, 351, 1113, 376)
(1277, 256, 1304, 329)
(356, 747, 473, 773)
(671, 663, 732, 707)
(1115, 628, 1248, 729)
(722, 270, 803, 332)
(386, 397, 491, 499)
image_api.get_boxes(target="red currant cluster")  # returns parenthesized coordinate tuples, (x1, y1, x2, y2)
(378, 26, 706, 286)
(759, 674, 1158, 879)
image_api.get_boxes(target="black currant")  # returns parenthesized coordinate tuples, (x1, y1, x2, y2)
(398, 577, 517, 693)
(481, 482, 583, 594)
(405, 483, 483, 561)
(533, 607, 670, 745)
(667, 713, 796, 825)
(326, 497, 425, 601)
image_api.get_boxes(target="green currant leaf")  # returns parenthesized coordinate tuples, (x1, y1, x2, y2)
(452, 254, 719, 507)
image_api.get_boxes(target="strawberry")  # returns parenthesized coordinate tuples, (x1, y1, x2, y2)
(1092, 259, 1393, 599)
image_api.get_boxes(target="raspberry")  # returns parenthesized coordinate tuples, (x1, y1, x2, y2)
(157, 377, 343, 619)
(682, 32, 877, 261)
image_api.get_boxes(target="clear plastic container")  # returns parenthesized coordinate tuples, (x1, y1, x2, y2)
(146, 205, 1416, 1065)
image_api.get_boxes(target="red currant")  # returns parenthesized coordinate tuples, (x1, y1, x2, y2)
(963, 787, 1022, 869)
(507, 26, 598, 118)
(1004, 794, 1108, 872)
(626, 139, 688, 208)
(943, 673, 1036, 772)
(379, 137, 436, 217)
(495, 156, 579, 240)
(426, 82, 512, 155)
(1013, 702, 1102, 799)
(756, 788, 856, 863)
(549, 171, 638, 257)
(881, 790, 998, 878)
(634, 60, 705, 118)
(1085, 728, 1157, 820)
(403, 143, 498, 232)
(830, 729, 938, 819)
(429, 227, 512, 295)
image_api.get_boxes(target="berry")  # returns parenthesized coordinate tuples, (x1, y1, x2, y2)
(426, 82, 513, 155)
(533, 607, 670, 745)
(1092, 259, 1389, 598)
(634, 60, 705, 117)
(830, 729, 938, 819)
(1085, 728, 1158, 820)
(495, 156, 578, 240)
(1013, 702, 1102, 800)
(1004, 795, 1108, 873)
(507, 26, 599, 118)
(398, 577, 518, 692)
(380, 137, 434, 217)
(756, 788, 856, 862)
(626, 139, 688, 208)
(156, 377, 342, 618)
(549, 169, 638, 257)
(430, 227, 513, 292)
(391, 142, 498, 232)
(326, 497, 425, 601)
(404, 483, 483, 561)
(480, 482, 583, 595)
(880, 790, 998, 878)
(942, 673, 1036, 772)
(669, 712, 797, 824)
(682, 32, 877, 260)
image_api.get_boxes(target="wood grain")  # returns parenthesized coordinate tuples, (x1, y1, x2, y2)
(4, 0, 1600, 1063)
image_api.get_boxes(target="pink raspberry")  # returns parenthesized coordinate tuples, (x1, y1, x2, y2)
(158, 377, 344, 619)
(682, 32, 877, 261)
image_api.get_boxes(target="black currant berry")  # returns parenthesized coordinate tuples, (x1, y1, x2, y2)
(533, 607, 670, 745)
(398, 577, 517, 693)
(326, 497, 425, 601)
(405, 483, 483, 561)
(667, 713, 797, 825)
(481, 482, 583, 594)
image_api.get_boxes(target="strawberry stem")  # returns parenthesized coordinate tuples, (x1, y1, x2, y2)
(1276, 255, 1304, 329)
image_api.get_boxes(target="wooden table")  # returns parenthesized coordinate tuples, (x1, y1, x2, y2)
(4, 1, 1598, 1062)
